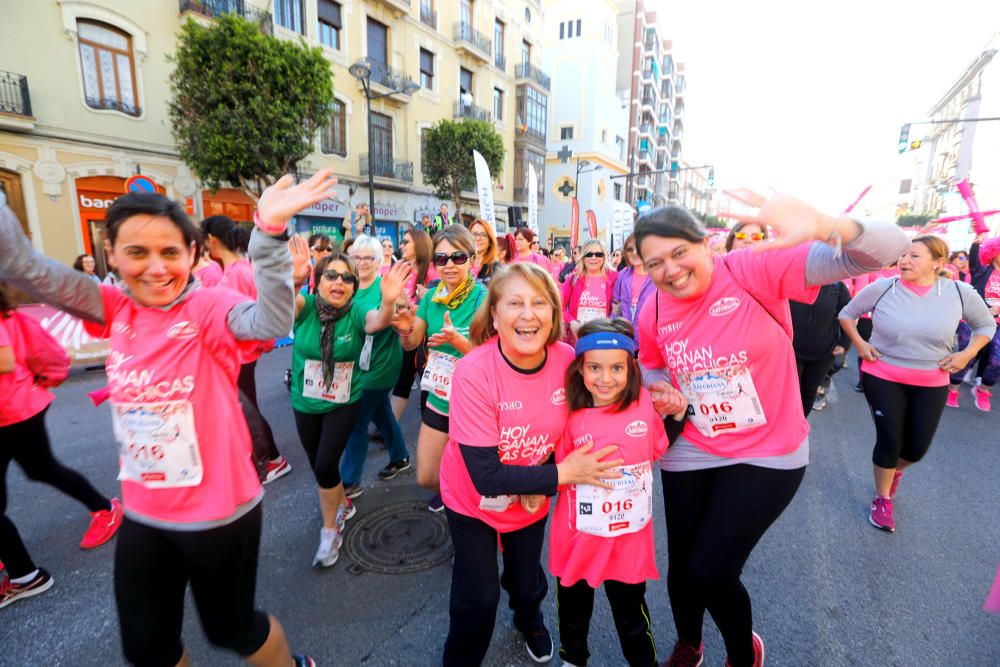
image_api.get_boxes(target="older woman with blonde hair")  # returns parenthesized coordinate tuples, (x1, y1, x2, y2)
(561, 239, 618, 342)
(469, 218, 502, 284)
(438, 262, 624, 665)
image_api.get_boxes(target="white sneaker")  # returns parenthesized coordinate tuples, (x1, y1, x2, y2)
(312, 527, 342, 568)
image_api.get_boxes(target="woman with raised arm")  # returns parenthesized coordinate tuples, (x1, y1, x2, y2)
(0, 173, 336, 667)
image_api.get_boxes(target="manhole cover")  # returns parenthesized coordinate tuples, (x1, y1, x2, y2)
(343, 500, 454, 575)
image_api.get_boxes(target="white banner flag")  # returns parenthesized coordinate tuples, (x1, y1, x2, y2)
(473, 150, 496, 231)
(527, 164, 538, 234)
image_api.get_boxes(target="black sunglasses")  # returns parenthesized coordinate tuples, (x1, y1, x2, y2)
(433, 252, 470, 267)
(322, 269, 358, 285)
(583, 251, 605, 259)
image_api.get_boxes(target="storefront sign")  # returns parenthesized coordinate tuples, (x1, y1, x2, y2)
(370, 203, 401, 219)
(300, 198, 348, 218)
(78, 192, 118, 210)
(18, 304, 108, 368)
(413, 208, 437, 223)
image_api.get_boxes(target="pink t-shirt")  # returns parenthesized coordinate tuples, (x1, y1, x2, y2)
(985, 271, 1000, 321)
(404, 265, 440, 302)
(221, 258, 272, 362)
(514, 252, 552, 272)
(0, 316, 55, 427)
(577, 276, 609, 317)
(549, 390, 669, 587)
(84, 285, 263, 525)
(439, 339, 574, 532)
(193, 261, 223, 288)
(630, 271, 645, 311)
(637, 245, 818, 458)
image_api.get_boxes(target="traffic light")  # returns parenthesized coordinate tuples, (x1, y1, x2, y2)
(897, 124, 911, 153)
(707, 167, 715, 187)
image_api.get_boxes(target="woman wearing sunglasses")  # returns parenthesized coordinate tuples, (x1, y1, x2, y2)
(512, 227, 551, 271)
(612, 233, 655, 341)
(392, 226, 486, 513)
(290, 250, 412, 568)
(725, 221, 769, 252)
(561, 240, 618, 343)
(948, 249, 971, 283)
(379, 237, 397, 276)
(469, 218, 502, 284)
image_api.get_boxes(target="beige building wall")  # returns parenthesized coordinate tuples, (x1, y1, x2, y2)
(0, 0, 545, 269)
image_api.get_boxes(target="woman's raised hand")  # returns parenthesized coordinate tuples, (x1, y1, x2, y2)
(380, 260, 412, 305)
(256, 170, 339, 234)
(727, 189, 841, 253)
(557, 442, 624, 489)
(290, 236, 311, 287)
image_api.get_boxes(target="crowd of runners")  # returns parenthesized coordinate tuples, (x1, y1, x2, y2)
(1, 176, 998, 667)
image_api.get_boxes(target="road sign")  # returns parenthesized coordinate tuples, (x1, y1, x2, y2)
(124, 175, 157, 193)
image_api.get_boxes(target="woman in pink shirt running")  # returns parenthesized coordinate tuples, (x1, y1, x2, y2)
(437, 263, 623, 666)
(0, 172, 334, 667)
(635, 194, 909, 667)
(512, 227, 551, 271)
(561, 239, 618, 343)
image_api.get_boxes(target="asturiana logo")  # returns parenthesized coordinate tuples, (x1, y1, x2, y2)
(709, 297, 740, 317)
(551, 388, 566, 405)
(625, 420, 649, 437)
(167, 321, 200, 339)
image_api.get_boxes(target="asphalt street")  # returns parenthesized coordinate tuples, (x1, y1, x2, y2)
(2, 348, 998, 666)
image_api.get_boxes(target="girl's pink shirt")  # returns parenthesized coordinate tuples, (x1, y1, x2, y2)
(440, 339, 574, 532)
(193, 261, 223, 288)
(221, 258, 271, 362)
(84, 285, 263, 525)
(0, 316, 54, 427)
(549, 390, 668, 587)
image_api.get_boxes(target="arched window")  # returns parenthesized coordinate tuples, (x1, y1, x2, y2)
(77, 20, 139, 116)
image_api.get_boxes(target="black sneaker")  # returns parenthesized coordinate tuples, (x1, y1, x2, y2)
(0, 568, 54, 610)
(428, 494, 445, 513)
(343, 483, 363, 499)
(524, 626, 554, 663)
(854, 381, 864, 393)
(378, 458, 412, 480)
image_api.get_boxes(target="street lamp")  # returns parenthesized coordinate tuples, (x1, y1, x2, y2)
(348, 58, 420, 229)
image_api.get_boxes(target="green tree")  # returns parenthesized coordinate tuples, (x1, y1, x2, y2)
(168, 15, 334, 198)
(895, 212, 939, 228)
(422, 119, 505, 220)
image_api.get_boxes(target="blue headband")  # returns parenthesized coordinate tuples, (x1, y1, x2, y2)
(574, 332, 636, 357)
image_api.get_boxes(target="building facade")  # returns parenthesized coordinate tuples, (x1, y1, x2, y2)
(539, 0, 633, 251)
(0, 0, 548, 271)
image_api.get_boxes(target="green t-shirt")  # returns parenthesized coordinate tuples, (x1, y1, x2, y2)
(416, 282, 487, 415)
(291, 294, 366, 413)
(353, 277, 403, 391)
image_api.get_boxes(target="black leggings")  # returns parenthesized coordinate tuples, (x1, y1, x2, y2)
(0, 407, 110, 578)
(861, 373, 949, 468)
(662, 465, 805, 667)
(856, 318, 873, 382)
(293, 403, 363, 489)
(443, 508, 548, 666)
(796, 356, 836, 417)
(114, 505, 270, 666)
(392, 348, 419, 399)
(238, 361, 280, 461)
(556, 578, 656, 666)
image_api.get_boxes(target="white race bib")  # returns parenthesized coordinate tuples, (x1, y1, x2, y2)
(479, 494, 517, 512)
(303, 359, 353, 403)
(577, 306, 606, 324)
(111, 400, 203, 489)
(421, 350, 458, 401)
(676, 364, 767, 438)
(574, 462, 653, 537)
(359, 334, 374, 371)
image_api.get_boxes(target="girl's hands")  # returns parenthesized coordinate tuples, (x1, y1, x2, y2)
(380, 260, 412, 305)
(557, 442, 624, 489)
(428, 311, 460, 348)
(649, 381, 688, 417)
(290, 236, 311, 288)
(392, 301, 416, 335)
(256, 170, 339, 234)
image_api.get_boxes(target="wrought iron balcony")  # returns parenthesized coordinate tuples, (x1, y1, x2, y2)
(515, 62, 550, 90)
(515, 124, 546, 145)
(85, 96, 141, 117)
(360, 154, 414, 182)
(453, 21, 491, 60)
(179, 0, 273, 34)
(419, 4, 437, 29)
(453, 100, 491, 122)
(0, 71, 32, 117)
(366, 59, 417, 95)
(495, 53, 506, 72)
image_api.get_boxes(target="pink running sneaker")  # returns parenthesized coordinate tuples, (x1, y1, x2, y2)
(724, 631, 764, 667)
(972, 386, 991, 412)
(665, 639, 704, 666)
(889, 470, 904, 499)
(262, 456, 292, 484)
(868, 496, 895, 532)
(80, 498, 123, 549)
(945, 389, 959, 408)
(343, 497, 357, 521)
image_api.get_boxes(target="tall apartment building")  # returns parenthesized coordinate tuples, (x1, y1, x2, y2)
(0, 0, 548, 271)
(539, 0, 633, 249)
(615, 0, 683, 208)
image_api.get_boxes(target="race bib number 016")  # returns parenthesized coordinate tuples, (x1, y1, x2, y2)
(676, 364, 767, 438)
(303, 359, 353, 404)
(111, 400, 203, 489)
(575, 462, 653, 537)
(421, 350, 458, 401)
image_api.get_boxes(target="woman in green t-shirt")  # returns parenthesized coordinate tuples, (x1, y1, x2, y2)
(393, 226, 486, 512)
(291, 252, 410, 568)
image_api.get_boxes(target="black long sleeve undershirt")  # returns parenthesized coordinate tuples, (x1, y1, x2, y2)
(459, 445, 559, 497)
